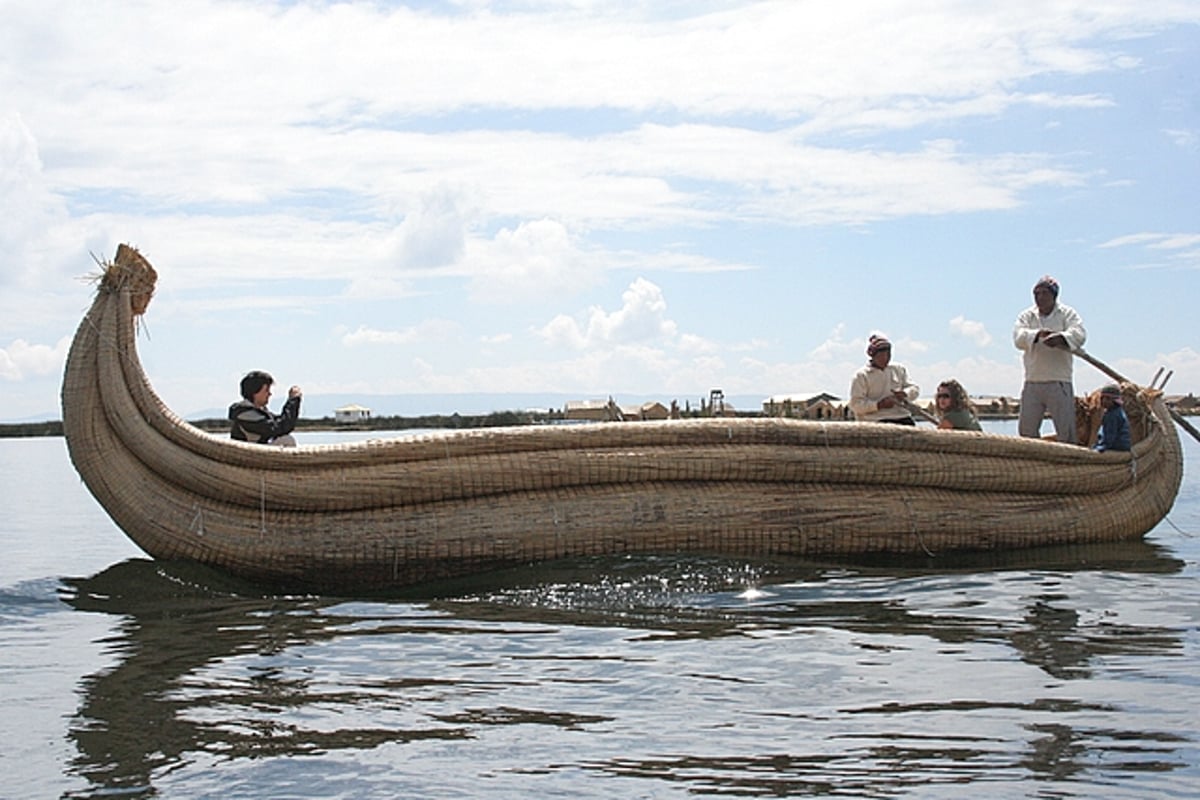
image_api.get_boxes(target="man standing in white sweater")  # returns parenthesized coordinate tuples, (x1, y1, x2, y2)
(1013, 276, 1086, 443)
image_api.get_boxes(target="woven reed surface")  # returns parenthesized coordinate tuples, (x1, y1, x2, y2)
(60, 247, 1186, 592)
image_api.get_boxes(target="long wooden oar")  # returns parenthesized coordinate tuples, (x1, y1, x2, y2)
(1073, 348, 1200, 446)
(902, 399, 941, 425)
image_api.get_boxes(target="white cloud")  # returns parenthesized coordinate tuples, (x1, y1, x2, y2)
(0, 113, 70, 287)
(12, 2, 1159, 129)
(2, 3, 1198, 417)
(809, 324, 855, 362)
(0, 336, 69, 381)
(6, 2, 1188, 245)
(1147, 234, 1200, 250)
(677, 332, 720, 355)
(340, 319, 461, 347)
(949, 315, 993, 347)
(538, 277, 678, 350)
(1096, 231, 1200, 271)
(388, 186, 472, 270)
(1099, 232, 1200, 250)
(1164, 128, 1198, 149)
(1098, 232, 1171, 248)
(468, 219, 600, 302)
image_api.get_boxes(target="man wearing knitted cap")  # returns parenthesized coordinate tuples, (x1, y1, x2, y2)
(1013, 276, 1086, 443)
(849, 334, 920, 425)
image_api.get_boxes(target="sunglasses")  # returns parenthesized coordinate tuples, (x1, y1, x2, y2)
(936, 393, 951, 399)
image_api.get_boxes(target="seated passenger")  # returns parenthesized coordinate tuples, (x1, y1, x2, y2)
(1093, 384, 1131, 452)
(935, 379, 982, 431)
(848, 335, 919, 425)
(229, 370, 302, 446)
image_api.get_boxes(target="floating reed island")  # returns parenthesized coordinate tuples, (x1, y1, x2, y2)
(61, 245, 1185, 593)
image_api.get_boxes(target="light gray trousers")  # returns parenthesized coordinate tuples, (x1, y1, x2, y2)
(1018, 381, 1076, 443)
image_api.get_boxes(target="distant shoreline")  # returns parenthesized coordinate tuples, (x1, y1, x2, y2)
(5, 409, 1195, 440)
(2, 411, 1020, 439)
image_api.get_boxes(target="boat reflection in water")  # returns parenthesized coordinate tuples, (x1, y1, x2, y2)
(60, 541, 1193, 798)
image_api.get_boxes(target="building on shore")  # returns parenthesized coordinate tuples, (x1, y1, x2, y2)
(762, 392, 846, 420)
(564, 398, 623, 422)
(333, 404, 372, 424)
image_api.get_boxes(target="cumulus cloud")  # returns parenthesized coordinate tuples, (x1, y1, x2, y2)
(3, 3, 1198, 413)
(949, 315, 993, 347)
(0, 114, 68, 286)
(0, 337, 69, 381)
(809, 324, 854, 362)
(468, 219, 601, 303)
(538, 277, 679, 350)
(389, 186, 471, 270)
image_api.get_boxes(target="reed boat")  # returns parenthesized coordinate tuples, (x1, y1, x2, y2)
(62, 245, 1185, 593)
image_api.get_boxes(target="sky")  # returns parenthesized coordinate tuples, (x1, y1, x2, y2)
(2, 0, 1198, 422)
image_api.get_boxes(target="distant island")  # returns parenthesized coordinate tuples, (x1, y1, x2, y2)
(0, 406, 708, 439)
(4, 391, 1195, 439)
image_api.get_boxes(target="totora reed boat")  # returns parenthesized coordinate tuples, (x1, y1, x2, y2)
(62, 245, 1185, 593)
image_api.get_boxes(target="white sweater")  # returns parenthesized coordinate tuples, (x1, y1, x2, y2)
(1012, 302, 1086, 383)
(849, 363, 919, 422)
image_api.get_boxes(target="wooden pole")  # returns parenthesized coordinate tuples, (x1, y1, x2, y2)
(902, 399, 941, 426)
(1071, 347, 1130, 383)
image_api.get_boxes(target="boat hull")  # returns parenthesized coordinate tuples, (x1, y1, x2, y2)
(61, 247, 1185, 593)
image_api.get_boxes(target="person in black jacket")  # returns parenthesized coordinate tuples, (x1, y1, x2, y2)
(229, 370, 302, 446)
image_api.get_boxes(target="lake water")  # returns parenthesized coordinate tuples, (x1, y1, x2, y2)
(2, 423, 1198, 799)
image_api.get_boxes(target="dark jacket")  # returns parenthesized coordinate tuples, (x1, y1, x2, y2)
(228, 396, 301, 444)
(1094, 405, 1131, 452)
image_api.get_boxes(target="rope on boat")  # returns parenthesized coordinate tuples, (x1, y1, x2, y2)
(189, 506, 206, 537)
(1161, 515, 1193, 538)
(902, 493, 936, 558)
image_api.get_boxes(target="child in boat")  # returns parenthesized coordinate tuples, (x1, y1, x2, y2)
(935, 379, 982, 431)
(1093, 384, 1131, 452)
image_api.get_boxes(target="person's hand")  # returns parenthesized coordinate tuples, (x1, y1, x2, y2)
(288, 385, 303, 399)
(1036, 330, 1067, 348)
(878, 396, 896, 409)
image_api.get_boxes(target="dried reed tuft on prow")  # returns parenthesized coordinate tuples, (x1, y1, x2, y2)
(95, 243, 158, 315)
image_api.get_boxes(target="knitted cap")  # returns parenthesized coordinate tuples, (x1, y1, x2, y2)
(1034, 275, 1060, 296)
(867, 335, 891, 356)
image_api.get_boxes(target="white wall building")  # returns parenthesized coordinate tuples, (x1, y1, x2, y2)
(334, 404, 372, 424)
